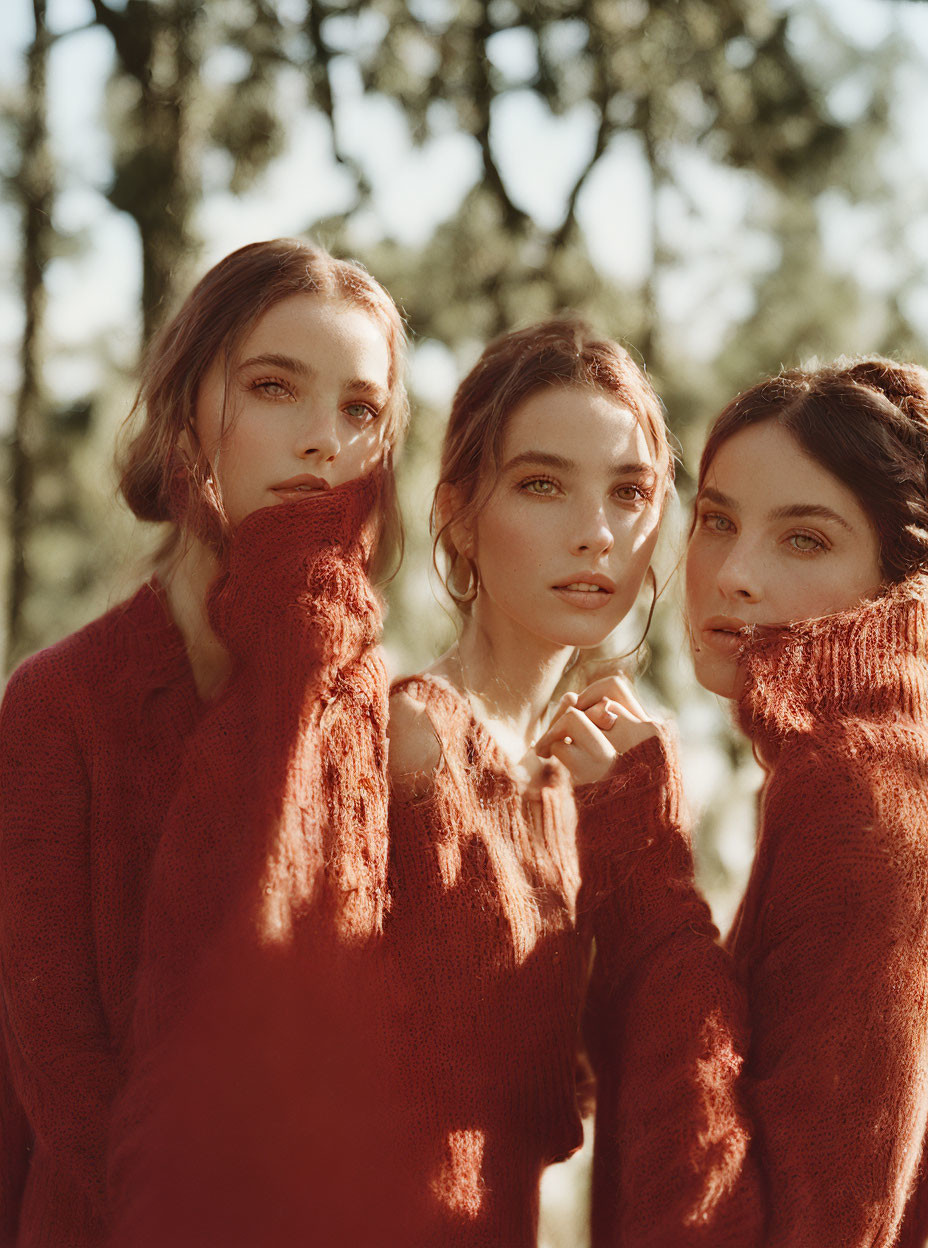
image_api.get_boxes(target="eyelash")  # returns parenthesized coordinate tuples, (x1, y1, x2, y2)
(519, 475, 559, 496)
(517, 476, 653, 502)
(250, 377, 293, 399)
(699, 512, 828, 555)
(615, 483, 654, 504)
(787, 532, 827, 555)
(344, 401, 381, 426)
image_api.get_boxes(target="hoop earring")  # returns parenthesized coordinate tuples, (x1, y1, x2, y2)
(455, 556, 480, 606)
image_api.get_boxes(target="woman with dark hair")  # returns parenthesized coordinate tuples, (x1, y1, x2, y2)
(384, 317, 678, 1245)
(0, 237, 409, 1248)
(541, 356, 928, 1246)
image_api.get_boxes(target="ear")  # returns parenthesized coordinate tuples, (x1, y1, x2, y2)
(435, 482, 476, 559)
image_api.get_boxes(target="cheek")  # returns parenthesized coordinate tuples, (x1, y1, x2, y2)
(774, 563, 869, 622)
(473, 502, 553, 584)
(350, 426, 387, 473)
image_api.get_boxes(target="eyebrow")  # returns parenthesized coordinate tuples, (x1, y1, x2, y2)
(697, 488, 855, 534)
(503, 450, 655, 476)
(238, 353, 311, 376)
(770, 503, 855, 534)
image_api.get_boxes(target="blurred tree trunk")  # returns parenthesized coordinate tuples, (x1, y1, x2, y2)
(6, 0, 53, 672)
(92, 0, 204, 342)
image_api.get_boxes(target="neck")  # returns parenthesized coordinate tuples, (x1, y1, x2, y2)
(432, 596, 574, 760)
(159, 534, 232, 700)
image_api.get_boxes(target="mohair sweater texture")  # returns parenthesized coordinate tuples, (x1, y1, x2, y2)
(0, 582, 204, 1248)
(580, 580, 928, 1247)
(0, 476, 391, 1247)
(384, 674, 590, 1247)
(106, 475, 400, 1247)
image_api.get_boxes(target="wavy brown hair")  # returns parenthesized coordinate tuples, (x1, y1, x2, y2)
(117, 237, 409, 580)
(697, 356, 928, 584)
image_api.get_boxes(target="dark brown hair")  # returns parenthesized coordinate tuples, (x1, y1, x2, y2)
(697, 356, 928, 584)
(433, 317, 672, 609)
(117, 237, 409, 578)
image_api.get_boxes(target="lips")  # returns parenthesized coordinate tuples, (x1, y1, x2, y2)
(270, 474, 331, 501)
(698, 616, 749, 656)
(552, 573, 616, 610)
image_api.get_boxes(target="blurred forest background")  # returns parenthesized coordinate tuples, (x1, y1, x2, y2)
(3, 0, 928, 1241)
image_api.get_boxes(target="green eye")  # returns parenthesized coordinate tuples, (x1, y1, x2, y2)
(345, 402, 378, 424)
(790, 533, 823, 552)
(522, 478, 557, 495)
(702, 512, 733, 532)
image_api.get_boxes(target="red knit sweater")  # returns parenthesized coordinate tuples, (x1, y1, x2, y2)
(581, 580, 928, 1247)
(105, 475, 404, 1247)
(0, 582, 204, 1247)
(384, 674, 591, 1247)
(0, 476, 388, 1247)
(107, 582, 593, 1244)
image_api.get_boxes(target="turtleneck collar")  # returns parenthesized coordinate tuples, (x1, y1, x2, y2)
(735, 575, 928, 757)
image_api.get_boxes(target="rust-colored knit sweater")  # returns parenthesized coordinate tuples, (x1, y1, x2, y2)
(0, 583, 203, 1248)
(105, 474, 400, 1247)
(581, 580, 928, 1247)
(384, 674, 591, 1247)
(0, 476, 388, 1248)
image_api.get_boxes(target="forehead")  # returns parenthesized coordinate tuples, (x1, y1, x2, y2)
(702, 420, 867, 519)
(501, 385, 654, 464)
(236, 293, 390, 370)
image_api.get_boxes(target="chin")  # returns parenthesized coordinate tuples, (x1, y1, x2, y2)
(691, 652, 738, 700)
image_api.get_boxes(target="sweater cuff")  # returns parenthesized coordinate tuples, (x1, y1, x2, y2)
(574, 728, 689, 910)
(575, 728, 679, 821)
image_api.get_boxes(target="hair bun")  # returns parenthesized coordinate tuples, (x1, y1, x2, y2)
(840, 357, 928, 414)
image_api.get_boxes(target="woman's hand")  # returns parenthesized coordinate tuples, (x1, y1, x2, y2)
(534, 674, 660, 785)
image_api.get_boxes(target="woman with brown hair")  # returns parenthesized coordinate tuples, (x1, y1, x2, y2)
(0, 237, 409, 1248)
(383, 316, 680, 1246)
(542, 357, 928, 1247)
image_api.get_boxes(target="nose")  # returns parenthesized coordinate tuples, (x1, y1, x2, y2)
(715, 539, 763, 603)
(298, 406, 340, 462)
(571, 503, 614, 558)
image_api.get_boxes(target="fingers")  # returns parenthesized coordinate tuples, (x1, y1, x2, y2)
(584, 698, 618, 732)
(535, 705, 615, 769)
(575, 674, 649, 721)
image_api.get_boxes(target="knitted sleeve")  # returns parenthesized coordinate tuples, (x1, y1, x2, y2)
(581, 726, 928, 1248)
(108, 477, 395, 1247)
(577, 733, 762, 1248)
(729, 734, 928, 1248)
(129, 476, 388, 1046)
(0, 657, 117, 1229)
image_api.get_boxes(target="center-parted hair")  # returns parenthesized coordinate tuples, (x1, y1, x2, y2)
(433, 317, 672, 610)
(697, 356, 928, 584)
(118, 237, 409, 577)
